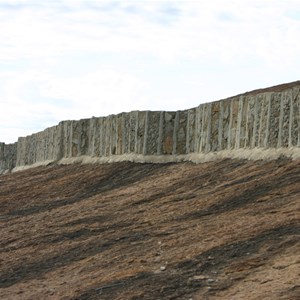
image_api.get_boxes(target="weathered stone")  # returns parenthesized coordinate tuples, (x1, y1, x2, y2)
(268, 94, 281, 148)
(0, 142, 17, 173)
(145, 111, 160, 155)
(162, 111, 175, 154)
(1, 82, 300, 173)
(186, 109, 196, 153)
(175, 111, 187, 154)
(211, 102, 220, 151)
(137, 111, 146, 155)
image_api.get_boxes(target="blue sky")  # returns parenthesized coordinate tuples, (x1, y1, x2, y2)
(1, 0, 300, 143)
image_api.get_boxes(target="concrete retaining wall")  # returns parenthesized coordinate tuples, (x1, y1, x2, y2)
(0, 142, 17, 174)
(1, 82, 300, 173)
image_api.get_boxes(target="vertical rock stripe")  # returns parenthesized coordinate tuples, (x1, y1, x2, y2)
(143, 111, 149, 156)
(173, 111, 179, 155)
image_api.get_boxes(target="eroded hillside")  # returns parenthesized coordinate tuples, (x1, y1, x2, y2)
(0, 159, 299, 299)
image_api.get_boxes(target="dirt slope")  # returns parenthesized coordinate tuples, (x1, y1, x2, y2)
(0, 159, 299, 300)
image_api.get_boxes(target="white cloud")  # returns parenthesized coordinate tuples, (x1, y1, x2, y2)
(0, 0, 300, 143)
(0, 68, 149, 142)
(39, 69, 149, 117)
(1, 0, 300, 64)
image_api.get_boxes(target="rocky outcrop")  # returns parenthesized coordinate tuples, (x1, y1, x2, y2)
(1, 81, 300, 173)
(0, 142, 17, 174)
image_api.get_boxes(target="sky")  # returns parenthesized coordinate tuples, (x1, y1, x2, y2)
(1, 0, 300, 143)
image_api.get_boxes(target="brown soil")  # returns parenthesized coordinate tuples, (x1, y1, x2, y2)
(0, 158, 299, 299)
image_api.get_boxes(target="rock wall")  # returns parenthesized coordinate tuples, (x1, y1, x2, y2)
(0, 142, 17, 174)
(1, 82, 300, 173)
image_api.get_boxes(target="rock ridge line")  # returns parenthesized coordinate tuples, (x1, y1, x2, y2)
(1, 80, 300, 173)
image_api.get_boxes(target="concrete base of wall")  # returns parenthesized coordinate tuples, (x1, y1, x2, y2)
(10, 147, 300, 173)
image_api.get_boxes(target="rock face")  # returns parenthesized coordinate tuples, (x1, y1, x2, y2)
(0, 142, 17, 174)
(1, 81, 300, 173)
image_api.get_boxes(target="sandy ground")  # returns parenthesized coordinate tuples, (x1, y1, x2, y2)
(0, 158, 299, 299)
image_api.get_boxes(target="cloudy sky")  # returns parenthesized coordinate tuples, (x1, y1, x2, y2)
(1, 0, 300, 143)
